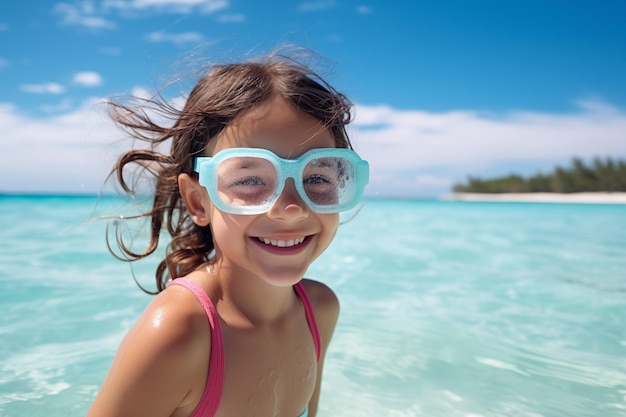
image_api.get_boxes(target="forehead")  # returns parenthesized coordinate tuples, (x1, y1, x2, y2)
(208, 97, 336, 159)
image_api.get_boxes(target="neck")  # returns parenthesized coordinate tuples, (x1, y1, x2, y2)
(208, 260, 299, 328)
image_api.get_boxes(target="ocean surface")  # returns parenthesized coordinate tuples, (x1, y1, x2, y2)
(1, 195, 625, 417)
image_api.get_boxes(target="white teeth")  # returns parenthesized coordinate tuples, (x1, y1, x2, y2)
(259, 237, 306, 247)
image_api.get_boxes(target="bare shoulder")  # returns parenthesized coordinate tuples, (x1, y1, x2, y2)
(300, 279, 340, 338)
(87, 284, 211, 417)
(126, 283, 213, 384)
(300, 279, 339, 310)
(137, 283, 212, 350)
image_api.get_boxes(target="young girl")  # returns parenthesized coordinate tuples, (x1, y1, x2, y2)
(87, 55, 369, 417)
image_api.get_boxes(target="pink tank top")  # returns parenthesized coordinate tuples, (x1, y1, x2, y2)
(169, 278, 322, 417)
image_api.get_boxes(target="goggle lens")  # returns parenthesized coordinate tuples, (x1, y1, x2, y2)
(217, 157, 278, 207)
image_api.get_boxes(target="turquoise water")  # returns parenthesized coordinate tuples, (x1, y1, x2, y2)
(1, 195, 625, 417)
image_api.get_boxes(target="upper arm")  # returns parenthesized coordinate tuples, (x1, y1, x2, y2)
(302, 280, 340, 417)
(87, 288, 210, 417)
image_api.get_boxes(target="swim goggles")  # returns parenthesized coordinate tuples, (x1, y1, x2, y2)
(194, 148, 369, 215)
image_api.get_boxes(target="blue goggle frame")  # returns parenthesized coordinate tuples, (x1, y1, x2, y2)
(194, 147, 369, 215)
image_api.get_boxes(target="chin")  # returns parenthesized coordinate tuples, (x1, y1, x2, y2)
(259, 266, 309, 287)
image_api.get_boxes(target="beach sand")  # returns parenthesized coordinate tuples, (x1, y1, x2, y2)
(442, 192, 626, 204)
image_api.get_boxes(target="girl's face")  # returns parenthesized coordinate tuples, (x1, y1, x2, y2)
(203, 96, 340, 287)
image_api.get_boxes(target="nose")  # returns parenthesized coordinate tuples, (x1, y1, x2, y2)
(266, 179, 309, 220)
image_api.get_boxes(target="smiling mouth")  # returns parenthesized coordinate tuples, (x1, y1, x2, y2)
(256, 236, 307, 248)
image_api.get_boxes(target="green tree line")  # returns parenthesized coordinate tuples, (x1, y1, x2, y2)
(453, 157, 626, 193)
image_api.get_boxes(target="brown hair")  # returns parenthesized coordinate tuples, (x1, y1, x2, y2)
(106, 55, 354, 293)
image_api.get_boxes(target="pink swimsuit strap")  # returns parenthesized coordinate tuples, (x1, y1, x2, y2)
(169, 278, 322, 417)
(169, 278, 224, 417)
(293, 281, 322, 361)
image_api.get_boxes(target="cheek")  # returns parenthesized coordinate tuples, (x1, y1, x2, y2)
(321, 214, 339, 243)
(209, 209, 253, 248)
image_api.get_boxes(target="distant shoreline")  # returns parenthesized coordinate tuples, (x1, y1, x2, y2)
(3, 192, 626, 205)
(442, 192, 626, 204)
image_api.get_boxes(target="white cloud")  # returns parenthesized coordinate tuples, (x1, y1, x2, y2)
(20, 83, 66, 94)
(103, 0, 228, 14)
(130, 87, 151, 99)
(0, 58, 9, 68)
(0, 23, 8, 31)
(73, 71, 104, 87)
(55, 0, 228, 29)
(356, 5, 372, 14)
(146, 31, 204, 45)
(55, 2, 116, 29)
(0, 99, 119, 193)
(352, 100, 626, 196)
(1, 96, 625, 196)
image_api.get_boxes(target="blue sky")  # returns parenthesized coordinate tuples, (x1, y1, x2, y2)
(1, 0, 625, 196)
